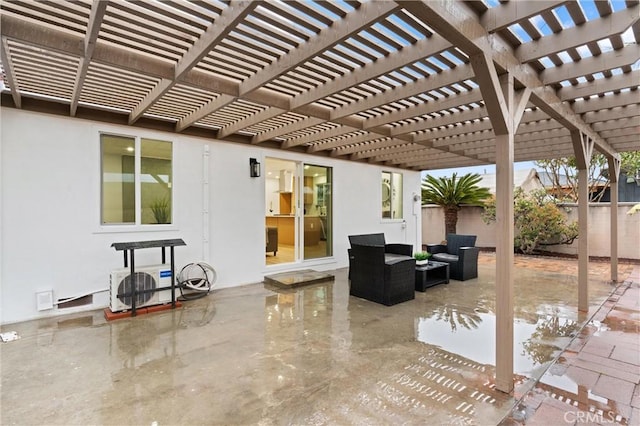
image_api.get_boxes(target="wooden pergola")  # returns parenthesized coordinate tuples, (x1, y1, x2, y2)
(1, 0, 638, 393)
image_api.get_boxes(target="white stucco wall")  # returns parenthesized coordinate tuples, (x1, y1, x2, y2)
(422, 204, 640, 259)
(1, 108, 422, 324)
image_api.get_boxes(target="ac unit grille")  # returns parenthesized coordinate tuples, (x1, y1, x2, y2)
(110, 264, 173, 312)
(117, 272, 157, 307)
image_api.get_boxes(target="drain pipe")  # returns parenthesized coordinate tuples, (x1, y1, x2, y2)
(202, 145, 210, 263)
(413, 192, 421, 251)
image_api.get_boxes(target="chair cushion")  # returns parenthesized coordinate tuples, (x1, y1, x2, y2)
(384, 253, 413, 265)
(432, 253, 459, 263)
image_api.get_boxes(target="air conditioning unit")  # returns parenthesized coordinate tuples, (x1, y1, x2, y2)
(110, 264, 173, 312)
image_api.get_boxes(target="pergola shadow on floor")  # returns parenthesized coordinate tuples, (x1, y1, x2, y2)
(2, 253, 636, 425)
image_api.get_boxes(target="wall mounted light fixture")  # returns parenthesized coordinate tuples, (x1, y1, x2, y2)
(249, 158, 260, 177)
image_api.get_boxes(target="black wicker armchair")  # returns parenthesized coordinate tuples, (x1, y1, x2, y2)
(426, 234, 479, 281)
(349, 243, 416, 306)
(347, 233, 415, 306)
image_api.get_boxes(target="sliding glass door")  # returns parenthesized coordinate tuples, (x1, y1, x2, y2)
(302, 164, 332, 260)
(265, 158, 332, 265)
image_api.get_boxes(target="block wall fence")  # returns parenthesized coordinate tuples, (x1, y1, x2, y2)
(422, 203, 640, 260)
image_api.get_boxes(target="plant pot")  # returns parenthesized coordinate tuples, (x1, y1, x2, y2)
(415, 259, 429, 266)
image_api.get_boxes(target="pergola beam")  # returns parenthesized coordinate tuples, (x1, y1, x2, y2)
(424, 94, 637, 145)
(367, 89, 484, 130)
(541, 46, 640, 86)
(239, 1, 399, 96)
(559, 70, 640, 101)
(70, 0, 107, 116)
(176, 1, 257, 81)
(218, 106, 288, 139)
(221, 2, 399, 139)
(390, 105, 489, 137)
(364, 67, 638, 142)
(397, 0, 618, 160)
(251, 116, 324, 144)
(470, 53, 509, 134)
(128, 1, 258, 124)
(406, 157, 484, 170)
(518, 5, 639, 63)
(365, 145, 437, 162)
(350, 141, 420, 160)
(0, 37, 21, 108)
(330, 65, 475, 121)
(291, 127, 354, 150)
(176, 94, 236, 132)
(397, 152, 483, 168)
(583, 104, 640, 122)
(481, 1, 566, 33)
(290, 33, 452, 110)
(572, 90, 640, 114)
(307, 132, 376, 153)
(435, 114, 636, 150)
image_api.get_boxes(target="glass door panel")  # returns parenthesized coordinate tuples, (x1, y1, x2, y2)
(265, 158, 298, 265)
(303, 164, 332, 260)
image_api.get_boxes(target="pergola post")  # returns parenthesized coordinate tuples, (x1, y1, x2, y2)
(470, 54, 531, 393)
(494, 132, 515, 393)
(608, 156, 621, 283)
(572, 131, 594, 312)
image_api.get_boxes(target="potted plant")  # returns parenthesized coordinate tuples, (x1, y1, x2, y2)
(150, 197, 170, 224)
(414, 251, 431, 266)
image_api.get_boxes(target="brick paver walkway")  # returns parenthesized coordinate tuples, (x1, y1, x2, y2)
(501, 264, 640, 425)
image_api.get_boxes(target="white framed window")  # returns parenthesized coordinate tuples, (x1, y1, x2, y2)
(382, 171, 403, 219)
(101, 134, 173, 225)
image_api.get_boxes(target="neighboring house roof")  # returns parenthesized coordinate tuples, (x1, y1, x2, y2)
(538, 171, 609, 188)
(538, 171, 572, 188)
(478, 169, 544, 195)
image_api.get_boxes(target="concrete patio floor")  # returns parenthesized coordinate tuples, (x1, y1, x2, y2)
(1, 253, 638, 425)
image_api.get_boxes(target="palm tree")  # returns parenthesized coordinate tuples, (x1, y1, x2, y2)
(421, 173, 492, 237)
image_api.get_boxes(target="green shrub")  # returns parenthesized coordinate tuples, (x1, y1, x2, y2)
(482, 188, 578, 254)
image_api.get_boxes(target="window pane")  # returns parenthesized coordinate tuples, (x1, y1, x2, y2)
(382, 171, 403, 219)
(391, 172, 403, 219)
(141, 139, 172, 224)
(382, 172, 392, 218)
(101, 135, 135, 224)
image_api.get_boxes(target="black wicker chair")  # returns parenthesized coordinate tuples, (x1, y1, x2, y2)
(348, 233, 413, 279)
(349, 243, 416, 306)
(426, 234, 479, 281)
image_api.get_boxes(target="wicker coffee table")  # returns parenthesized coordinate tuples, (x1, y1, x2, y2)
(415, 260, 450, 291)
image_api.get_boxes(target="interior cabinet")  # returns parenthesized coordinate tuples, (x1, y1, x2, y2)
(279, 193, 292, 214)
(278, 217, 295, 245)
(265, 216, 294, 245)
(265, 217, 277, 227)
